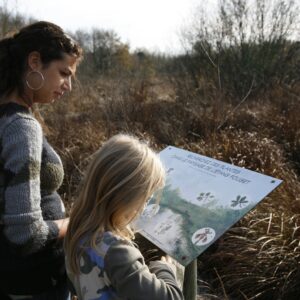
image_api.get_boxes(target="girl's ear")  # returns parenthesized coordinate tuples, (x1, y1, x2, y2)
(27, 51, 42, 70)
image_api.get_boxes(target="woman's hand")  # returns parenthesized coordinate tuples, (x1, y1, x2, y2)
(54, 218, 69, 239)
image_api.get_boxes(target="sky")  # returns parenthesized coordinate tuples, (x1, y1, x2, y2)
(5, 0, 201, 54)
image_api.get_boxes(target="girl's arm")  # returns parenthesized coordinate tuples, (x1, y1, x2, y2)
(104, 240, 183, 300)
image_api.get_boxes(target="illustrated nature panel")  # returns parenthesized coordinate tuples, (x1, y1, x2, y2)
(135, 146, 282, 266)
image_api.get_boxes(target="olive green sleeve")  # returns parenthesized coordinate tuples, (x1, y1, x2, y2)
(104, 240, 183, 300)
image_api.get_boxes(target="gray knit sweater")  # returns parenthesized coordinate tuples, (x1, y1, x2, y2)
(0, 103, 66, 294)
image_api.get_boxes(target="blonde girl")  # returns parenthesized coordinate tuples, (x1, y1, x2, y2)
(64, 134, 183, 300)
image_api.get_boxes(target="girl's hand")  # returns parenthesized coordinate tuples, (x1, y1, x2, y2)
(161, 255, 174, 264)
(161, 255, 177, 274)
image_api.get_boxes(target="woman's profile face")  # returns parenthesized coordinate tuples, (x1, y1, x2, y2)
(32, 54, 77, 104)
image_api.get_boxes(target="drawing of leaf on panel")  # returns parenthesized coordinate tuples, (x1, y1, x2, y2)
(231, 195, 248, 208)
(197, 192, 215, 202)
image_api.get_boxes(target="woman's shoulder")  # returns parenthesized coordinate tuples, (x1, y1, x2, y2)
(0, 102, 32, 118)
(0, 103, 40, 136)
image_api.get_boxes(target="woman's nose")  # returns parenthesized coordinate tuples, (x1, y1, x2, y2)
(62, 77, 72, 92)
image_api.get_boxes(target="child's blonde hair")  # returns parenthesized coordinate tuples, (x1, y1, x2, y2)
(64, 134, 165, 274)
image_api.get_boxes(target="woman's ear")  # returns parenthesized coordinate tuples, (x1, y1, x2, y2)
(27, 51, 42, 70)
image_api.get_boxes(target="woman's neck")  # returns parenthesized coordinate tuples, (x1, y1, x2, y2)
(3, 91, 32, 108)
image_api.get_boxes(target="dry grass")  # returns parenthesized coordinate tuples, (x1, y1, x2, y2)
(41, 75, 300, 299)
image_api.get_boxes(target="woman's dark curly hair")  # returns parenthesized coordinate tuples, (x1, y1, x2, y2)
(0, 21, 83, 100)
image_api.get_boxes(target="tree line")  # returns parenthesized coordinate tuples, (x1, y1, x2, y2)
(1, 0, 299, 99)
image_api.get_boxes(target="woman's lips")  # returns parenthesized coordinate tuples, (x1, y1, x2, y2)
(54, 91, 64, 99)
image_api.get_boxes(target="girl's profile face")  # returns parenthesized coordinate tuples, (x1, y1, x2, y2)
(32, 54, 77, 104)
(119, 199, 145, 226)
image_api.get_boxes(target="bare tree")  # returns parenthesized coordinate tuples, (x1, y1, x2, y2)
(179, 0, 300, 98)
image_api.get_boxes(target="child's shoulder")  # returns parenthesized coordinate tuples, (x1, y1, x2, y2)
(94, 231, 132, 257)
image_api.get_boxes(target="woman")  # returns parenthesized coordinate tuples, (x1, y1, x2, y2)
(0, 21, 83, 299)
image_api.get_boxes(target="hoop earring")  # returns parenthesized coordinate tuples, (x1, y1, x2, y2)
(26, 70, 45, 91)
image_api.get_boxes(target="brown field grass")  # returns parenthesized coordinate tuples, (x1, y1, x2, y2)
(41, 76, 300, 299)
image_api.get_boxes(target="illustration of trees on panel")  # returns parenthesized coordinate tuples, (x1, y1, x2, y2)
(156, 182, 249, 264)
